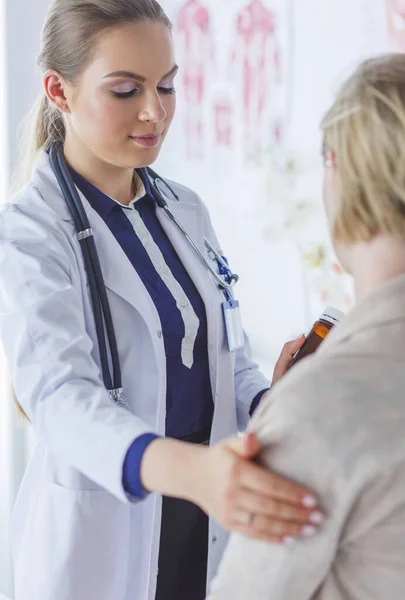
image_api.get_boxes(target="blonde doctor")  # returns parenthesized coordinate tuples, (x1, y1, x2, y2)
(0, 1, 323, 599)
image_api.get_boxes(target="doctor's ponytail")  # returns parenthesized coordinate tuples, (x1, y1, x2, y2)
(13, 94, 66, 191)
(12, 0, 171, 191)
(11, 0, 172, 421)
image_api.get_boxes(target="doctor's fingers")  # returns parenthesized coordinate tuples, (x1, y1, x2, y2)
(230, 510, 318, 544)
(234, 489, 324, 527)
(272, 335, 305, 384)
(238, 460, 320, 509)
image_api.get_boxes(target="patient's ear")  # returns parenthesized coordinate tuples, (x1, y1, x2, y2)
(323, 154, 338, 226)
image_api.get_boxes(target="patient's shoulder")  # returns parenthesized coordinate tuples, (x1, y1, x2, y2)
(253, 350, 405, 485)
(255, 352, 363, 426)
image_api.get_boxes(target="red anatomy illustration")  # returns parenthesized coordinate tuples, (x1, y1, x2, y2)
(386, 0, 405, 50)
(214, 94, 233, 148)
(231, 0, 282, 159)
(176, 0, 215, 159)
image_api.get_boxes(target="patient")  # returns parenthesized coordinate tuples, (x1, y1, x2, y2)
(208, 53, 405, 599)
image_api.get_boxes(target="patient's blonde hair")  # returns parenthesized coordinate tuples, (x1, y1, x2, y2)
(322, 54, 405, 244)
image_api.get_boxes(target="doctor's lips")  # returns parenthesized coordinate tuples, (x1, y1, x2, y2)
(129, 133, 163, 147)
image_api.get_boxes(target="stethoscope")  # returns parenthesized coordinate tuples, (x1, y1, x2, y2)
(49, 141, 239, 406)
(145, 167, 239, 291)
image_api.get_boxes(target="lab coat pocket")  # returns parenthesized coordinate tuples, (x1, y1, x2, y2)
(13, 479, 131, 600)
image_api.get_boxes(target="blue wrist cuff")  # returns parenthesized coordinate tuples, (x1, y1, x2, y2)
(122, 433, 160, 499)
(250, 388, 270, 417)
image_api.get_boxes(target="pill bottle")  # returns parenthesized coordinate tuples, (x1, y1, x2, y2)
(289, 307, 345, 367)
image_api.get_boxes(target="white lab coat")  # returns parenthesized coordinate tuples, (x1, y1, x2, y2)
(0, 151, 269, 600)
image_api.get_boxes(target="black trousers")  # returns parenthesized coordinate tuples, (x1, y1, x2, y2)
(155, 429, 210, 600)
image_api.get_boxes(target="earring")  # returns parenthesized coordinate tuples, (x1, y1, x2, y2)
(61, 103, 68, 111)
(323, 149, 336, 169)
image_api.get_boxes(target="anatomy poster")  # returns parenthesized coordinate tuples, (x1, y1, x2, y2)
(155, 0, 396, 371)
(165, 0, 292, 166)
(229, 0, 285, 162)
(386, 0, 405, 50)
(175, 0, 216, 160)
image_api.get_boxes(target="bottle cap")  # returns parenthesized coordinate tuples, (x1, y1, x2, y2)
(320, 306, 345, 327)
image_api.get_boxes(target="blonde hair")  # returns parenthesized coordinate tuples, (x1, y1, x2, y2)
(13, 0, 171, 189)
(322, 54, 405, 244)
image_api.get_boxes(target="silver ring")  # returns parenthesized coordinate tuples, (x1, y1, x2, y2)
(247, 512, 256, 527)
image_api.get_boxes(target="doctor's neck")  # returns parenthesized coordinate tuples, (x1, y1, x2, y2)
(63, 135, 138, 206)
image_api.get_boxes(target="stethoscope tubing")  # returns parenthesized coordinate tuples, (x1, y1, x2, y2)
(49, 141, 239, 401)
(50, 142, 122, 394)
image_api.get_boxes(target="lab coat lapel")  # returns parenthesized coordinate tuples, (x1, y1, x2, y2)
(33, 155, 162, 337)
(34, 153, 219, 366)
(81, 202, 161, 332)
(89, 195, 221, 401)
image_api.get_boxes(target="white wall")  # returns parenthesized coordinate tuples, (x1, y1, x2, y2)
(5, 0, 49, 173)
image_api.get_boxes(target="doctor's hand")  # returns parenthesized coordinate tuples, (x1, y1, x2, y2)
(189, 431, 323, 543)
(140, 433, 323, 543)
(271, 335, 305, 386)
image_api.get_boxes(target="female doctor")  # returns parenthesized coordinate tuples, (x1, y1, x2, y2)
(0, 1, 323, 599)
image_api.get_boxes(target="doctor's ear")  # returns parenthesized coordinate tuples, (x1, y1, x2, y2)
(44, 69, 70, 113)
